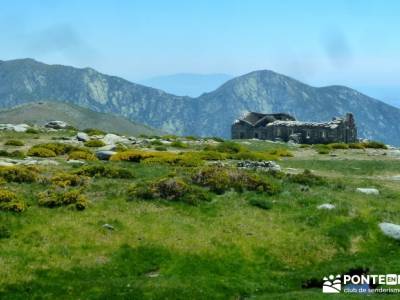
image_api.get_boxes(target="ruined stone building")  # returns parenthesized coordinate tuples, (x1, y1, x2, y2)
(231, 112, 357, 144)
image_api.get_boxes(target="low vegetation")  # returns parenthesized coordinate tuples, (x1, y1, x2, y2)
(4, 140, 24, 146)
(84, 140, 106, 147)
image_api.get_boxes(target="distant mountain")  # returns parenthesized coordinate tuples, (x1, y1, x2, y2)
(1, 58, 400, 145)
(0, 101, 161, 136)
(140, 73, 233, 97)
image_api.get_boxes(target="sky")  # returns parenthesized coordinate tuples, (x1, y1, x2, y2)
(1, 0, 400, 105)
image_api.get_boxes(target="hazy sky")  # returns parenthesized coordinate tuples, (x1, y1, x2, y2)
(1, 0, 400, 103)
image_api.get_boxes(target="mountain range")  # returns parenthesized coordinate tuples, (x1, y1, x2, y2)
(0, 101, 160, 136)
(1, 58, 400, 145)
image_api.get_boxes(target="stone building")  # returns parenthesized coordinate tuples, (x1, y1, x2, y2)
(231, 112, 357, 144)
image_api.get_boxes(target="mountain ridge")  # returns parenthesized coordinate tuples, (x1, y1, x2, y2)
(1, 58, 400, 145)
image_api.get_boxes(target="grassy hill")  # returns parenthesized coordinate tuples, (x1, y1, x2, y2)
(0, 130, 399, 299)
(0, 101, 161, 136)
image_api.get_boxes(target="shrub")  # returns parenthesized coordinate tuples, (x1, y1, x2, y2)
(74, 165, 134, 179)
(150, 140, 164, 146)
(0, 166, 40, 183)
(154, 146, 167, 151)
(0, 225, 11, 239)
(83, 128, 106, 136)
(288, 169, 327, 186)
(161, 134, 178, 141)
(269, 149, 294, 157)
(84, 140, 106, 147)
(38, 189, 88, 210)
(349, 143, 365, 149)
(196, 151, 228, 161)
(211, 137, 224, 142)
(68, 150, 98, 161)
(28, 143, 77, 156)
(26, 128, 39, 134)
(171, 141, 188, 148)
(27, 147, 56, 157)
(0, 189, 26, 212)
(127, 177, 211, 205)
(231, 150, 279, 161)
(110, 150, 156, 162)
(215, 141, 243, 154)
(191, 166, 281, 195)
(318, 148, 330, 155)
(300, 144, 310, 148)
(362, 141, 387, 149)
(4, 140, 24, 146)
(185, 136, 198, 141)
(329, 143, 349, 149)
(0, 150, 26, 158)
(248, 196, 273, 210)
(141, 152, 204, 167)
(51, 173, 88, 188)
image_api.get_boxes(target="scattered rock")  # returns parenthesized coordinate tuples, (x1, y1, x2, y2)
(379, 222, 400, 240)
(0, 123, 31, 132)
(76, 132, 90, 142)
(317, 203, 336, 210)
(37, 160, 59, 166)
(146, 271, 160, 278)
(96, 150, 116, 160)
(67, 159, 85, 165)
(237, 160, 281, 172)
(98, 144, 117, 151)
(102, 224, 115, 230)
(102, 133, 128, 145)
(45, 120, 70, 129)
(356, 188, 379, 195)
(0, 161, 14, 167)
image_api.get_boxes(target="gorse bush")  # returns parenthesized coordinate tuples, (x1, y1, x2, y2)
(349, 143, 365, 149)
(28, 143, 78, 157)
(150, 140, 164, 146)
(38, 189, 88, 210)
(0, 166, 40, 183)
(127, 177, 211, 205)
(0, 150, 26, 158)
(74, 165, 134, 179)
(141, 152, 204, 167)
(287, 169, 327, 186)
(110, 150, 156, 162)
(170, 141, 188, 148)
(362, 141, 387, 149)
(4, 140, 24, 146)
(154, 146, 167, 151)
(0, 189, 26, 212)
(68, 150, 98, 161)
(51, 173, 88, 188)
(26, 128, 39, 134)
(248, 195, 273, 210)
(191, 166, 281, 195)
(215, 141, 243, 154)
(27, 147, 56, 157)
(84, 140, 106, 147)
(83, 128, 106, 136)
(329, 143, 349, 149)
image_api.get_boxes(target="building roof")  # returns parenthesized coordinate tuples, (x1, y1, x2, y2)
(266, 118, 344, 129)
(237, 112, 296, 126)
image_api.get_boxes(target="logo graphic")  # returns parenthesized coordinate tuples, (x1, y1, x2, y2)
(323, 274, 341, 293)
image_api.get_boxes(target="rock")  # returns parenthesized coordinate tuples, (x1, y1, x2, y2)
(96, 150, 116, 160)
(67, 159, 85, 165)
(102, 224, 115, 230)
(317, 203, 336, 210)
(102, 133, 128, 145)
(37, 159, 59, 166)
(0, 161, 15, 167)
(45, 120, 70, 129)
(76, 132, 90, 142)
(356, 188, 379, 195)
(379, 222, 400, 240)
(237, 160, 281, 172)
(98, 144, 117, 151)
(13, 124, 31, 132)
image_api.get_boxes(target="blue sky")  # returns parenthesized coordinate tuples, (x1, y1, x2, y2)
(1, 0, 400, 104)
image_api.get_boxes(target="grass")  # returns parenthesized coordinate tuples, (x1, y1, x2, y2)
(0, 132, 400, 299)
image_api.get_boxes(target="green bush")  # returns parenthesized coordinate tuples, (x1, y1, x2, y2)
(27, 147, 57, 157)
(83, 128, 106, 136)
(211, 137, 224, 142)
(349, 143, 365, 149)
(362, 141, 387, 149)
(329, 143, 349, 149)
(141, 152, 204, 167)
(4, 140, 24, 146)
(317, 148, 330, 155)
(154, 146, 167, 151)
(26, 128, 39, 134)
(74, 165, 134, 179)
(150, 140, 164, 146)
(0, 150, 26, 158)
(191, 166, 281, 195)
(68, 150, 98, 161)
(51, 173, 88, 188)
(171, 141, 188, 148)
(0, 189, 26, 212)
(0, 225, 11, 239)
(248, 195, 273, 210)
(84, 140, 106, 147)
(287, 169, 327, 186)
(28, 143, 77, 156)
(127, 177, 211, 205)
(38, 189, 88, 210)
(0, 166, 40, 183)
(214, 141, 243, 154)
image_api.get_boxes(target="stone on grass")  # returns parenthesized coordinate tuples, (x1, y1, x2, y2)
(102, 224, 115, 230)
(379, 222, 400, 240)
(96, 150, 116, 160)
(45, 120, 70, 129)
(102, 133, 128, 145)
(237, 160, 281, 172)
(356, 188, 379, 195)
(0, 161, 15, 167)
(317, 203, 336, 210)
(76, 132, 90, 142)
(67, 159, 85, 165)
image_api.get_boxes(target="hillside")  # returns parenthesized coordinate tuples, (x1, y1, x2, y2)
(0, 101, 161, 136)
(1, 59, 400, 145)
